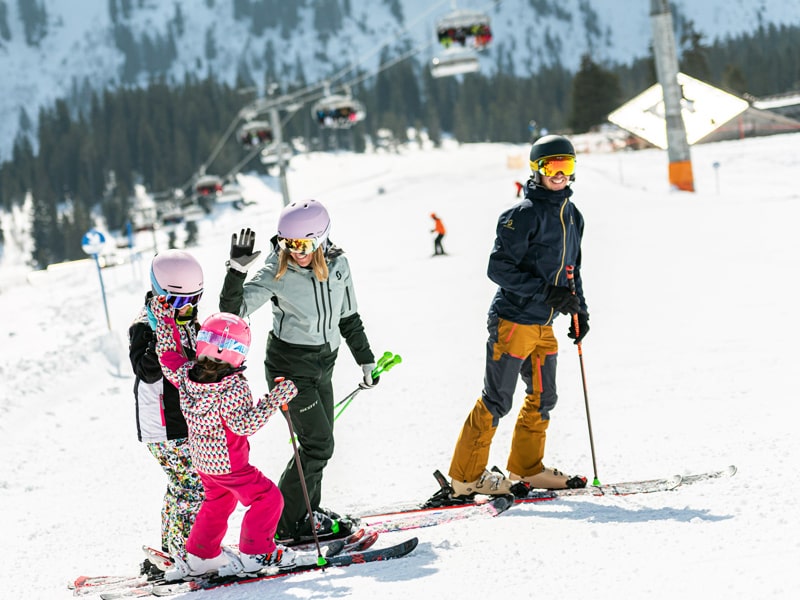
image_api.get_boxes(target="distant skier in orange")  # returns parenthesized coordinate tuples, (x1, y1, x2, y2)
(430, 213, 447, 256)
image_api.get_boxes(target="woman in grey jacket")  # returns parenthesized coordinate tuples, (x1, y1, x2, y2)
(219, 199, 378, 543)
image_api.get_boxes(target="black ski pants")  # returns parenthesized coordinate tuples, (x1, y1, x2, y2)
(264, 333, 338, 539)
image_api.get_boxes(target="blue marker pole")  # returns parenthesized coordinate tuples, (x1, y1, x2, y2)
(82, 228, 112, 331)
(92, 253, 112, 331)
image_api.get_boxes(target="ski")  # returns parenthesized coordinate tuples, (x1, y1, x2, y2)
(356, 493, 514, 534)
(71, 527, 378, 597)
(275, 526, 380, 554)
(70, 574, 151, 597)
(144, 537, 418, 597)
(276, 520, 365, 549)
(679, 464, 737, 485)
(349, 465, 736, 530)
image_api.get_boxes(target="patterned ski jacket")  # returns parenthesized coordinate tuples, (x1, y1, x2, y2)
(219, 239, 374, 366)
(150, 299, 296, 475)
(487, 180, 588, 326)
(128, 292, 197, 443)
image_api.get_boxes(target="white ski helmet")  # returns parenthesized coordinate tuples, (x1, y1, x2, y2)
(276, 199, 331, 251)
(150, 249, 204, 307)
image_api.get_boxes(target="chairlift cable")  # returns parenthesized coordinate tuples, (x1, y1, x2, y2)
(157, 0, 502, 200)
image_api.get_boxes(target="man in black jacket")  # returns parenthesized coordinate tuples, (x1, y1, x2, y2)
(448, 135, 590, 497)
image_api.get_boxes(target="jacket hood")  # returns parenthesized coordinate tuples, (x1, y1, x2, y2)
(179, 373, 238, 419)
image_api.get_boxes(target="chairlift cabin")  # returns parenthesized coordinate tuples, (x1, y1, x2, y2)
(431, 47, 480, 78)
(194, 175, 223, 197)
(436, 9, 492, 50)
(311, 95, 366, 129)
(238, 120, 274, 148)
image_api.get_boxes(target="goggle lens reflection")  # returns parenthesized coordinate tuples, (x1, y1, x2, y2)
(534, 155, 576, 177)
(167, 292, 203, 309)
(278, 237, 318, 255)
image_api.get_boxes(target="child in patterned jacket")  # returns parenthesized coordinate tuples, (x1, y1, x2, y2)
(150, 296, 299, 580)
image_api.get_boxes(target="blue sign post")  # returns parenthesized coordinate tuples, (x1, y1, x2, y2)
(82, 228, 112, 331)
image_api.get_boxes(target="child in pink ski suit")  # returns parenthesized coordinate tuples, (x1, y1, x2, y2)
(150, 296, 298, 579)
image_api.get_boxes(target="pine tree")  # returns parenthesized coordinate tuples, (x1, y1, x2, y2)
(680, 23, 712, 82)
(721, 64, 748, 96)
(0, 0, 11, 41)
(569, 54, 621, 133)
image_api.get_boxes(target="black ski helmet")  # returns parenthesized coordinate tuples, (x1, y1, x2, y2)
(529, 134, 576, 185)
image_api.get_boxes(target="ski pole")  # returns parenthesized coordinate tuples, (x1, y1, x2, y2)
(565, 265, 601, 486)
(288, 351, 401, 443)
(333, 351, 402, 421)
(276, 378, 327, 567)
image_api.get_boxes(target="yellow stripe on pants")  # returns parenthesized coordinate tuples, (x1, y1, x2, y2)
(449, 319, 558, 483)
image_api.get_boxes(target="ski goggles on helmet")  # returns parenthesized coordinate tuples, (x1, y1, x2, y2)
(151, 272, 203, 308)
(197, 329, 249, 356)
(165, 291, 203, 309)
(532, 155, 576, 177)
(277, 236, 320, 256)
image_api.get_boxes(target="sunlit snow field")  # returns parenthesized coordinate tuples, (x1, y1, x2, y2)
(1, 134, 799, 599)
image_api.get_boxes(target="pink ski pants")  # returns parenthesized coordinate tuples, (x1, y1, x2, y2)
(186, 464, 283, 558)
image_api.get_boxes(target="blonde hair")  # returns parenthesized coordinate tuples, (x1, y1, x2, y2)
(275, 246, 328, 281)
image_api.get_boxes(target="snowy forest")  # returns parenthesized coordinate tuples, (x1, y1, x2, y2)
(0, 1, 799, 267)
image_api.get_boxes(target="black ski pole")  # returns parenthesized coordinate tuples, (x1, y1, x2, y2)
(277, 379, 327, 567)
(565, 265, 601, 486)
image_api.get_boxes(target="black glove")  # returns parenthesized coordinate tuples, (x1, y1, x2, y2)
(568, 312, 589, 344)
(543, 285, 581, 315)
(228, 228, 261, 273)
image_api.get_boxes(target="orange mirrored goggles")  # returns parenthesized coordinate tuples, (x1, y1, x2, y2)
(277, 237, 319, 255)
(532, 155, 576, 177)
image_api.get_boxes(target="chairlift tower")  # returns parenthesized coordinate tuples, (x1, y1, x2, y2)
(236, 87, 293, 207)
(650, 0, 694, 191)
(269, 106, 291, 206)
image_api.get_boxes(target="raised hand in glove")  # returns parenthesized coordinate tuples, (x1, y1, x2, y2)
(227, 228, 261, 273)
(568, 312, 590, 344)
(358, 363, 380, 389)
(264, 378, 298, 412)
(543, 285, 581, 315)
(148, 294, 173, 321)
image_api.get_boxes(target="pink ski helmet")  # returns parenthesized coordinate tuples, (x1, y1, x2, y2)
(150, 250, 204, 308)
(196, 312, 251, 368)
(276, 199, 331, 254)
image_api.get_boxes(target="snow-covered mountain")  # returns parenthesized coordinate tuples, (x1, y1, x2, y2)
(0, 0, 798, 160)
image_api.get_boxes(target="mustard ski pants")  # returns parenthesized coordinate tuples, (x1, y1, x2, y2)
(449, 316, 559, 483)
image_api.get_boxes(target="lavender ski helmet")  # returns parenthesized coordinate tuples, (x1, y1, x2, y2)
(276, 199, 331, 247)
(150, 249, 204, 299)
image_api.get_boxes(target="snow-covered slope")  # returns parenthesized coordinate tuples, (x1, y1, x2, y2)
(1, 133, 798, 598)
